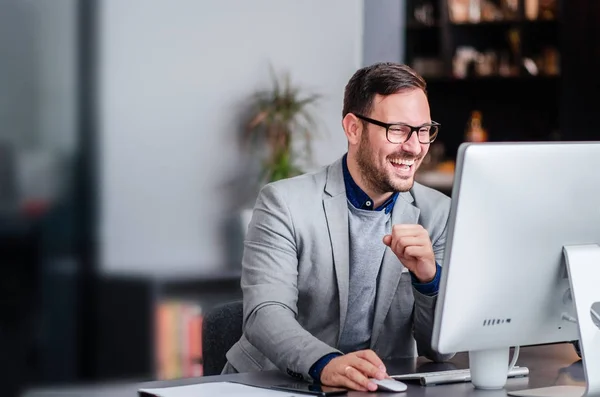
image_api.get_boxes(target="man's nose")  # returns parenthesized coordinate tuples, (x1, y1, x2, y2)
(400, 131, 422, 155)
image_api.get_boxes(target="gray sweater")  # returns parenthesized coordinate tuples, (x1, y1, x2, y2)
(338, 202, 392, 353)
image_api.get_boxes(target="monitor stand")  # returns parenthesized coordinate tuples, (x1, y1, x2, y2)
(506, 244, 600, 397)
(468, 347, 513, 390)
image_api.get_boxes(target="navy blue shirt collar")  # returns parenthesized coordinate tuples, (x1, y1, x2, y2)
(342, 153, 398, 214)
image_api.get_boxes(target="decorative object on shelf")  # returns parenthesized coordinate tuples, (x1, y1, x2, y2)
(480, 0, 504, 21)
(412, 57, 445, 78)
(468, 0, 482, 23)
(448, 0, 470, 23)
(464, 110, 488, 142)
(523, 57, 540, 75)
(500, 0, 519, 20)
(498, 51, 513, 76)
(436, 160, 456, 174)
(453, 47, 501, 78)
(453, 46, 479, 78)
(475, 51, 498, 76)
(244, 66, 322, 185)
(507, 27, 522, 75)
(450, 0, 518, 23)
(539, 0, 558, 20)
(414, 0, 436, 25)
(542, 47, 560, 75)
(525, 0, 540, 20)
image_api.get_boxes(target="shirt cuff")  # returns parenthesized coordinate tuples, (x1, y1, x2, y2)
(410, 263, 442, 296)
(308, 352, 343, 382)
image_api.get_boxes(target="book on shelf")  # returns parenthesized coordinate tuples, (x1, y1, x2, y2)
(155, 299, 204, 380)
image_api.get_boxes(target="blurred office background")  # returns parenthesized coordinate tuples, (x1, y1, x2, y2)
(0, 0, 598, 396)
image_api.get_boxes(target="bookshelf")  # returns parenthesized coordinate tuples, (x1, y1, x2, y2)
(404, 0, 600, 198)
(406, 0, 561, 79)
(405, 0, 562, 163)
(93, 271, 242, 382)
(152, 271, 243, 380)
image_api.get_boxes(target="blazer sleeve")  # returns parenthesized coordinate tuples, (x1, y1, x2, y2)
(411, 207, 456, 362)
(241, 183, 341, 380)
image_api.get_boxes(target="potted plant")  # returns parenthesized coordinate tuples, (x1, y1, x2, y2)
(239, 67, 322, 230)
(244, 67, 322, 184)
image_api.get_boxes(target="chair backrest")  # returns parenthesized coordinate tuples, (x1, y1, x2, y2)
(202, 300, 243, 376)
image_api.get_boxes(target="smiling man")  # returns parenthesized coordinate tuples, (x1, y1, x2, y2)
(223, 62, 454, 392)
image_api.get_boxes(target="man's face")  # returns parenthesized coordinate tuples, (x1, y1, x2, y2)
(356, 89, 431, 193)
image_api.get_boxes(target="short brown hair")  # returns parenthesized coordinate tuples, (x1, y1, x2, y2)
(342, 62, 427, 118)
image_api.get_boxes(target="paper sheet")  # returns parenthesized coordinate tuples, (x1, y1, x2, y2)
(138, 381, 296, 397)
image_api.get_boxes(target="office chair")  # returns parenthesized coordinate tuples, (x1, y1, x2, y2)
(202, 300, 243, 376)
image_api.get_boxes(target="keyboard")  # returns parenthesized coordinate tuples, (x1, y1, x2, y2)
(391, 366, 530, 386)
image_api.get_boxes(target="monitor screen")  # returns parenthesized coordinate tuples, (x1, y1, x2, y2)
(431, 142, 600, 394)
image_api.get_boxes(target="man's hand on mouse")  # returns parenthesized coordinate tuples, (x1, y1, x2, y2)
(383, 224, 436, 283)
(320, 349, 388, 392)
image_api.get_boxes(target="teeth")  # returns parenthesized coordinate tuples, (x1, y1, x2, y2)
(390, 158, 415, 166)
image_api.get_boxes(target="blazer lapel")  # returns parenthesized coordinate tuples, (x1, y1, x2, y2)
(370, 191, 420, 348)
(323, 159, 350, 342)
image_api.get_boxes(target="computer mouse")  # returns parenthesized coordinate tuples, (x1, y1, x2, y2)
(370, 378, 408, 392)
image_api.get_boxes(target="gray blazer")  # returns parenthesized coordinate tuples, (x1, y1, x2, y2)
(224, 156, 454, 381)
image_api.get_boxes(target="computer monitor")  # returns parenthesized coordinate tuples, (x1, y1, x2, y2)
(431, 142, 600, 397)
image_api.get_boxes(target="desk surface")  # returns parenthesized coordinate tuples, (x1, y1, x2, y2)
(22, 343, 584, 397)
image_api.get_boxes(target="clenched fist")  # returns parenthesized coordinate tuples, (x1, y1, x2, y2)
(320, 349, 388, 392)
(383, 224, 436, 283)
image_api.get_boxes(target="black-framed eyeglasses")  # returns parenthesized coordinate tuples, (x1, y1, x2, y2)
(354, 114, 440, 144)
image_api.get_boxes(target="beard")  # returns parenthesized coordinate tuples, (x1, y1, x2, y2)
(356, 132, 418, 194)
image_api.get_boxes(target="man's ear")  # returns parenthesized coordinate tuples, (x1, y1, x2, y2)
(342, 113, 362, 146)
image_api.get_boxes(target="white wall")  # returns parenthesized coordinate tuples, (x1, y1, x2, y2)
(363, 0, 406, 65)
(0, 0, 76, 204)
(0, 0, 36, 149)
(0, 0, 76, 152)
(99, 0, 364, 277)
(0, 0, 77, 152)
(34, 0, 78, 154)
